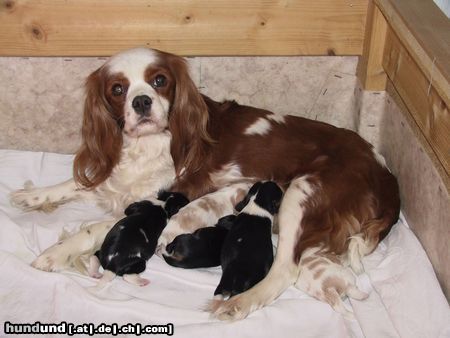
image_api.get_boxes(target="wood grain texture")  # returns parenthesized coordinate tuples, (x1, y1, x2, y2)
(0, 0, 367, 56)
(357, 0, 388, 90)
(0, 0, 368, 57)
(383, 28, 450, 179)
(385, 81, 450, 300)
(376, 0, 450, 104)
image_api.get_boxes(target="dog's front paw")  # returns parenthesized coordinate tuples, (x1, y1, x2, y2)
(10, 181, 59, 213)
(31, 243, 73, 272)
(210, 294, 254, 321)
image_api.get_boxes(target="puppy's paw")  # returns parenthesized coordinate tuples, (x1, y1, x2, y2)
(88, 255, 102, 278)
(123, 274, 150, 287)
(90, 272, 103, 279)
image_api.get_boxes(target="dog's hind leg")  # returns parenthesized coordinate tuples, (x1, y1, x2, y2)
(324, 288, 355, 320)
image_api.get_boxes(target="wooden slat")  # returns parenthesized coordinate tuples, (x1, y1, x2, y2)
(357, 0, 388, 90)
(383, 28, 450, 178)
(375, 0, 450, 105)
(0, 0, 368, 57)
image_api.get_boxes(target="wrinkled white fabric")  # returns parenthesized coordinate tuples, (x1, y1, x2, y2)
(0, 150, 448, 338)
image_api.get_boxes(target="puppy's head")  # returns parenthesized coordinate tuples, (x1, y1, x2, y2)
(235, 181, 283, 215)
(163, 227, 226, 269)
(215, 215, 237, 230)
(124, 200, 156, 216)
(158, 191, 189, 218)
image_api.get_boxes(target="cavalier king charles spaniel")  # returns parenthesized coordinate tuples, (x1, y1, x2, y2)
(10, 47, 400, 321)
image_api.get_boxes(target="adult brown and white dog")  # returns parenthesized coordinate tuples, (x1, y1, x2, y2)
(9, 47, 400, 321)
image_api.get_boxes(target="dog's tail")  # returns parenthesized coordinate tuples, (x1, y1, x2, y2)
(347, 215, 395, 274)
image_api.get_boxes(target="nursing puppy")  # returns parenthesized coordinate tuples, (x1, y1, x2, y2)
(295, 246, 369, 319)
(89, 192, 188, 287)
(214, 181, 283, 298)
(163, 215, 236, 269)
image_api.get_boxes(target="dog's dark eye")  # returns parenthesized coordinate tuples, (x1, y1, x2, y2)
(112, 84, 124, 96)
(152, 75, 167, 88)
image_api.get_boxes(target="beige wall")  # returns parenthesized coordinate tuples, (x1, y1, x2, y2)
(0, 56, 358, 153)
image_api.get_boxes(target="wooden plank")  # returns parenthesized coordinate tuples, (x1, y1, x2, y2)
(375, 0, 450, 105)
(357, 0, 388, 90)
(0, 0, 368, 57)
(383, 28, 450, 178)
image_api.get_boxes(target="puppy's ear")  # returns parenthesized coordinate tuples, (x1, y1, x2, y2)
(270, 184, 284, 214)
(164, 193, 189, 218)
(256, 182, 283, 215)
(157, 190, 172, 202)
(165, 241, 176, 255)
(124, 202, 143, 216)
(216, 215, 236, 230)
(234, 197, 249, 213)
(235, 182, 262, 212)
(268, 198, 282, 215)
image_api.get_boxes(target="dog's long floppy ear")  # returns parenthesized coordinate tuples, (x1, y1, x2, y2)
(166, 53, 214, 176)
(73, 68, 123, 189)
(235, 182, 263, 212)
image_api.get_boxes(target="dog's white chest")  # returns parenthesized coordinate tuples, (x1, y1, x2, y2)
(95, 133, 176, 215)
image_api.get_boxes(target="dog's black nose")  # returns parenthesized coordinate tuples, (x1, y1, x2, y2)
(132, 95, 152, 116)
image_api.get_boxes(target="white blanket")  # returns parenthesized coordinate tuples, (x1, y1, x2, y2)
(0, 150, 449, 337)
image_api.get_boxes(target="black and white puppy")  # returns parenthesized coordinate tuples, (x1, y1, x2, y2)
(89, 192, 188, 287)
(214, 181, 283, 298)
(163, 215, 236, 269)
